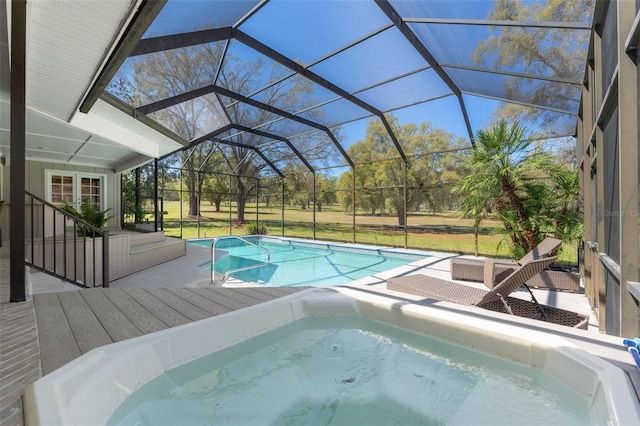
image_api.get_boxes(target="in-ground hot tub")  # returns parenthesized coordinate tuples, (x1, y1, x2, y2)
(24, 288, 640, 425)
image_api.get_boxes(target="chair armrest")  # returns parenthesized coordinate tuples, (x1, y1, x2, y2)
(484, 259, 496, 289)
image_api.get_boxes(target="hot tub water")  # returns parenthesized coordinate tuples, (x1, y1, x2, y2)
(108, 317, 591, 425)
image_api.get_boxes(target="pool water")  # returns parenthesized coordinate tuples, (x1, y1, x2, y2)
(108, 316, 592, 425)
(190, 237, 425, 286)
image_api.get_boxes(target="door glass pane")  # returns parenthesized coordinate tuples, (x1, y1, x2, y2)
(50, 174, 74, 206)
(80, 177, 102, 207)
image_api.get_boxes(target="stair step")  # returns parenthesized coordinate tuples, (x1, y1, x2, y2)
(129, 231, 165, 247)
(130, 238, 183, 254)
(128, 237, 186, 275)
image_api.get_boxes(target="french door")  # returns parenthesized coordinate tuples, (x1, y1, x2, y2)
(46, 170, 106, 210)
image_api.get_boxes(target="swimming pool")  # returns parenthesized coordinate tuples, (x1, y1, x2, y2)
(23, 288, 640, 425)
(189, 236, 427, 286)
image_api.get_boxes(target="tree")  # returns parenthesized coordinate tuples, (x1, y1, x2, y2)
(336, 116, 467, 225)
(201, 172, 229, 212)
(110, 41, 339, 220)
(498, 166, 582, 258)
(454, 187, 487, 257)
(283, 165, 312, 209)
(315, 174, 337, 212)
(473, 0, 592, 133)
(454, 120, 583, 258)
(455, 120, 549, 254)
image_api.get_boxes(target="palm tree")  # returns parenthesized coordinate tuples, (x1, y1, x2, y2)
(454, 185, 487, 257)
(455, 120, 553, 256)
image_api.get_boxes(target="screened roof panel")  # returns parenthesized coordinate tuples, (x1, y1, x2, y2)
(409, 24, 589, 81)
(250, 75, 341, 117)
(100, 0, 595, 169)
(286, 131, 345, 169)
(389, 0, 505, 20)
(391, 96, 472, 143)
(221, 131, 275, 149)
(147, 93, 229, 141)
(210, 129, 237, 142)
(309, 28, 429, 94)
(449, 68, 581, 113)
(270, 157, 309, 174)
(252, 140, 293, 158)
(390, 0, 593, 23)
(142, 1, 260, 38)
(463, 94, 578, 139)
(217, 40, 296, 99)
(296, 98, 373, 128)
(220, 99, 283, 130)
(238, 0, 390, 66)
(107, 42, 226, 108)
(356, 69, 452, 113)
(256, 116, 322, 141)
(333, 116, 396, 155)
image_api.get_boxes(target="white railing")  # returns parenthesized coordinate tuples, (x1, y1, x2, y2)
(210, 236, 270, 284)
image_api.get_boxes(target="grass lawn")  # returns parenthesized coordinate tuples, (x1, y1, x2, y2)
(158, 201, 578, 265)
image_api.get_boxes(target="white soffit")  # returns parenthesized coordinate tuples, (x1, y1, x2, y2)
(25, 0, 138, 122)
(70, 98, 184, 159)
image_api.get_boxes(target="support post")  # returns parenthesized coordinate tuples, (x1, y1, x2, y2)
(179, 171, 183, 239)
(196, 170, 200, 238)
(102, 230, 110, 288)
(154, 158, 158, 232)
(134, 167, 141, 222)
(312, 172, 316, 240)
(617, 0, 639, 337)
(10, 0, 27, 302)
(403, 161, 408, 249)
(352, 167, 356, 243)
(255, 177, 259, 230)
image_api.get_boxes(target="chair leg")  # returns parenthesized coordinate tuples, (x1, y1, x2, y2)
(523, 284, 549, 321)
(498, 294, 514, 316)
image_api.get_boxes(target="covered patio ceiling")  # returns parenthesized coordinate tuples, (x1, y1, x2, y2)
(2, 0, 595, 174)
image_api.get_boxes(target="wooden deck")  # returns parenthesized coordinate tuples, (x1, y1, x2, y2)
(33, 287, 306, 375)
(0, 273, 305, 426)
(0, 300, 40, 426)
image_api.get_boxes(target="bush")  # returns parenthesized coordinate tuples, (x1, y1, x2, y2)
(60, 199, 113, 237)
(244, 222, 268, 235)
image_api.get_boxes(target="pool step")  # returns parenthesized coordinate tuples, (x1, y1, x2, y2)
(127, 232, 186, 276)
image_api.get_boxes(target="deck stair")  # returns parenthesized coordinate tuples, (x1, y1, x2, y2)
(127, 231, 186, 276)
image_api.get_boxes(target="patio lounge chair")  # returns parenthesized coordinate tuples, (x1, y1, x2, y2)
(387, 256, 589, 329)
(449, 237, 580, 292)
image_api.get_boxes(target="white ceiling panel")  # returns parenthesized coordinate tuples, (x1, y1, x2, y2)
(24, 134, 83, 154)
(70, 155, 121, 167)
(25, 110, 89, 142)
(26, 0, 137, 121)
(74, 141, 132, 160)
(84, 99, 185, 152)
(25, 150, 73, 163)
